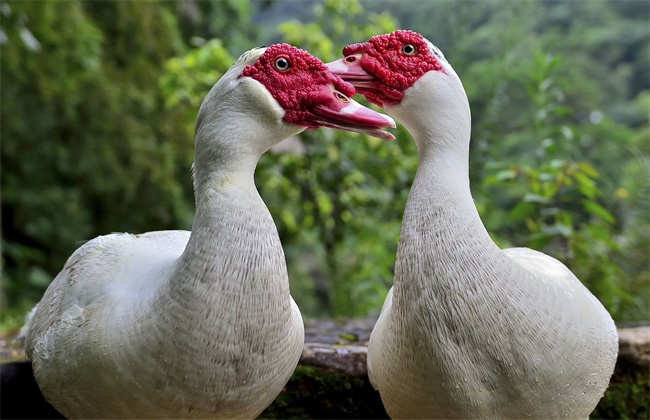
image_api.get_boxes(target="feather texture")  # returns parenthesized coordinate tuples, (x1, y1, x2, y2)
(329, 30, 619, 419)
(23, 47, 307, 419)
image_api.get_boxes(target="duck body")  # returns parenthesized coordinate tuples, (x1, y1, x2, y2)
(329, 31, 618, 419)
(28, 189, 302, 418)
(369, 148, 617, 418)
(24, 44, 395, 419)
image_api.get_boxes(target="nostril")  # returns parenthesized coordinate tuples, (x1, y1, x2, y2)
(344, 56, 356, 63)
(334, 91, 349, 103)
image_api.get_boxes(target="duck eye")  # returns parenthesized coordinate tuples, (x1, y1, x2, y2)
(274, 57, 290, 71)
(402, 44, 416, 56)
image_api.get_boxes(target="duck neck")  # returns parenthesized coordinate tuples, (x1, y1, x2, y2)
(171, 124, 289, 299)
(389, 72, 503, 306)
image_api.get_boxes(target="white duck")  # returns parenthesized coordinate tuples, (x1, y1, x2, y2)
(22, 43, 395, 419)
(328, 30, 618, 419)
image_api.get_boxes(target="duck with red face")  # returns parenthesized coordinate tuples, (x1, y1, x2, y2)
(328, 30, 617, 419)
(23, 43, 397, 420)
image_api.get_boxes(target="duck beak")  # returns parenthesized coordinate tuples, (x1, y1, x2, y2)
(309, 84, 396, 141)
(326, 55, 397, 108)
(325, 55, 377, 88)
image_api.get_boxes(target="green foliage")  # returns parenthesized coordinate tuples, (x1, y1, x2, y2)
(175, 0, 257, 54)
(1, 1, 214, 309)
(159, 38, 235, 137)
(1, 0, 648, 323)
(0, 301, 33, 336)
(480, 51, 641, 319)
(258, 0, 406, 317)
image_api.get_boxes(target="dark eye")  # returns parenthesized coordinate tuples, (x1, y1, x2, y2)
(274, 57, 290, 71)
(402, 44, 416, 56)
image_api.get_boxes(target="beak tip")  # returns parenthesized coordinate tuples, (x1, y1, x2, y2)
(385, 114, 396, 128)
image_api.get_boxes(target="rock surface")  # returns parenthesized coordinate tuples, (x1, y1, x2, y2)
(1, 320, 648, 419)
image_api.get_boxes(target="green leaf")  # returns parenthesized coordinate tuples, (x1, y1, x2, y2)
(575, 172, 597, 199)
(523, 193, 549, 203)
(578, 162, 599, 179)
(528, 233, 555, 249)
(582, 200, 616, 224)
(508, 202, 536, 221)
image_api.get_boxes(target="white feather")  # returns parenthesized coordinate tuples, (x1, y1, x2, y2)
(368, 47, 618, 420)
(23, 48, 305, 419)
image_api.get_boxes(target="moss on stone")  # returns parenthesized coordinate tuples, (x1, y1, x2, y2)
(263, 362, 649, 419)
(260, 365, 388, 419)
(591, 363, 649, 419)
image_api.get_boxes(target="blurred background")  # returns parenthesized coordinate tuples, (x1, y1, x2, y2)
(1, 0, 648, 329)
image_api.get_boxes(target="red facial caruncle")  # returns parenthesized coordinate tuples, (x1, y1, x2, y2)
(337, 30, 445, 106)
(241, 44, 355, 129)
(239, 43, 396, 140)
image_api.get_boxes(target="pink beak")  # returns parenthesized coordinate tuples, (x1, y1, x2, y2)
(309, 84, 395, 141)
(325, 55, 376, 87)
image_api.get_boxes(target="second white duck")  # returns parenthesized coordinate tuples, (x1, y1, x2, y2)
(328, 30, 618, 419)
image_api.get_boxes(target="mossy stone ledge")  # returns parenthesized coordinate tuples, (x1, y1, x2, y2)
(1, 319, 647, 419)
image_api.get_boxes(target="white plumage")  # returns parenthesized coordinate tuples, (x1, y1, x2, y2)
(328, 30, 618, 419)
(22, 44, 394, 419)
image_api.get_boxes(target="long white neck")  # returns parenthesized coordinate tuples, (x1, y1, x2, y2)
(367, 62, 618, 420)
(389, 71, 506, 306)
(169, 78, 300, 300)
